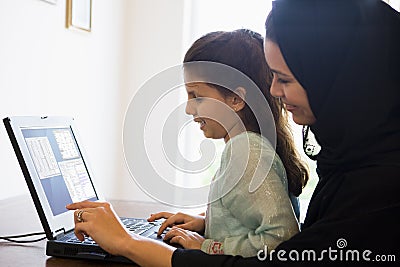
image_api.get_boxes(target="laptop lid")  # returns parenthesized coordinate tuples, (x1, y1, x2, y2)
(3, 116, 103, 240)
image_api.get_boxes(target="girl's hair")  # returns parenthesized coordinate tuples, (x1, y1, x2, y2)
(183, 29, 309, 196)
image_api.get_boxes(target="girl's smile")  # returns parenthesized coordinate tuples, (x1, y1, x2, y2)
(193, 117, 206, 130)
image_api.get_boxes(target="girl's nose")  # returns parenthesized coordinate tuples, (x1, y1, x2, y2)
(185, 99, 196, 115)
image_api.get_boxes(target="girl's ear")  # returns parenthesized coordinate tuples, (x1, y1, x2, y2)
(230, 87, 246, 112)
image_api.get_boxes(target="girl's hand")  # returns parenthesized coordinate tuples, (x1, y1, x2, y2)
(148, 212, 205, 236)
(163, 227, 205, 250)
(66, 201, 132, 256)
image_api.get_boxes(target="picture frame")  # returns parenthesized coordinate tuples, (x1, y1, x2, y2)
(66, 0, 92, 32)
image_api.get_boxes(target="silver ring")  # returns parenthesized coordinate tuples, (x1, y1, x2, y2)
(76, 210, 85, 223)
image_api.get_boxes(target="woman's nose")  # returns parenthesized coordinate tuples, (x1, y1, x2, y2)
(269, 77, 285, 99)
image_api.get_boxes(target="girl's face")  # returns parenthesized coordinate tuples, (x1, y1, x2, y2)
(185, 82, 244, 142)
(264, 40, 316, 125)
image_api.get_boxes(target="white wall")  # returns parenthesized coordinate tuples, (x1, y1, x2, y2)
(115, 0, 186, 202)
(0, 0, 186, 202)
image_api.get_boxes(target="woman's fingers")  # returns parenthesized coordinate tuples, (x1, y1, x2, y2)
(73, 222, 88, 241)
(69, 202, 119, 241)
(73, 207, 97, 223)
(68, 203, 131, 256)
(71, 207, 101, 241)
(66, 201, 110, 210)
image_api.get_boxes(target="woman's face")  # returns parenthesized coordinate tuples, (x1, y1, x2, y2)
(185, 82, 243, 142)
(264, 40, 316, 125)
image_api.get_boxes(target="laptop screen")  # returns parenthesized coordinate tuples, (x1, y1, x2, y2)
(21, 126, 98, 216)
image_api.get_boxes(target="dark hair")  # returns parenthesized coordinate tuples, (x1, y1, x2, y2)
(183, 29, 309, 196)
(265, 12, 277, 43)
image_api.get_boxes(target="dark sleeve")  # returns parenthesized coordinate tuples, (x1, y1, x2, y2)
(172, 249, 262, 267)
(172, 202, 400, 267)
(172, 170, 400, 267)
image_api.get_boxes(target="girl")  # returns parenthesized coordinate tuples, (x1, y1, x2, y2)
(148, 29, 308, 257)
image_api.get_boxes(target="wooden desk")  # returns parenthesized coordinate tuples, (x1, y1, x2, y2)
(0, 194, 203, 266)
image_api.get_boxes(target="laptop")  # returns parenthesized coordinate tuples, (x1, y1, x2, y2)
(3, 116, 168, 263)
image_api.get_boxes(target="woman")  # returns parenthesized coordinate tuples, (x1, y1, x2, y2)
(67, 0, 400, 266)
(173, 1, 400, 265)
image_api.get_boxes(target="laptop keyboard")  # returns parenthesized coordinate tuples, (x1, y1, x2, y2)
(63, 235, 96, 244)
(121, 217, 162, 236)
(62, 217, 164, 245)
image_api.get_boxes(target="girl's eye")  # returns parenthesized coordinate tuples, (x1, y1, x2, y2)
(188, 94, 202, 103)
(194, 97, 203, 102)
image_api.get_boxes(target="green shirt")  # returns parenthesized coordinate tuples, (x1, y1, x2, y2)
(201, 131, 299, 257)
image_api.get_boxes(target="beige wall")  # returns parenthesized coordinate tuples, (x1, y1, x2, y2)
(0, 0, 186, 201)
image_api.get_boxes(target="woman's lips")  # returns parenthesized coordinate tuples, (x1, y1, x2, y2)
(285, 104, 297, 112)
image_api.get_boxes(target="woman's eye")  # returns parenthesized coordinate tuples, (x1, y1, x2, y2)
(278, 78, 290, 84)
(194, 97, 203, 102)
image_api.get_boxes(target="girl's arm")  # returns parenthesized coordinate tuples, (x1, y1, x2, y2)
(162, 160, 299, 256)
(205, 137, 299, 257)
(148, 211, 205, 236)
(206, 168, 298, 257)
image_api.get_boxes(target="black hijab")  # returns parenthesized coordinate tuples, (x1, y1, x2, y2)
(269, 0, 400, 178)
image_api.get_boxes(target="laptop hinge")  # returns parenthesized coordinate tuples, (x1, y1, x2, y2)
(54, 227, 66, 238)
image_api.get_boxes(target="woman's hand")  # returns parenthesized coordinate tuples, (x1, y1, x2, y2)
(66, 201, 132, 256)
(163, 227, 205, 250)
(147, 212, 205, 236)
(67, 201, 176, 267)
